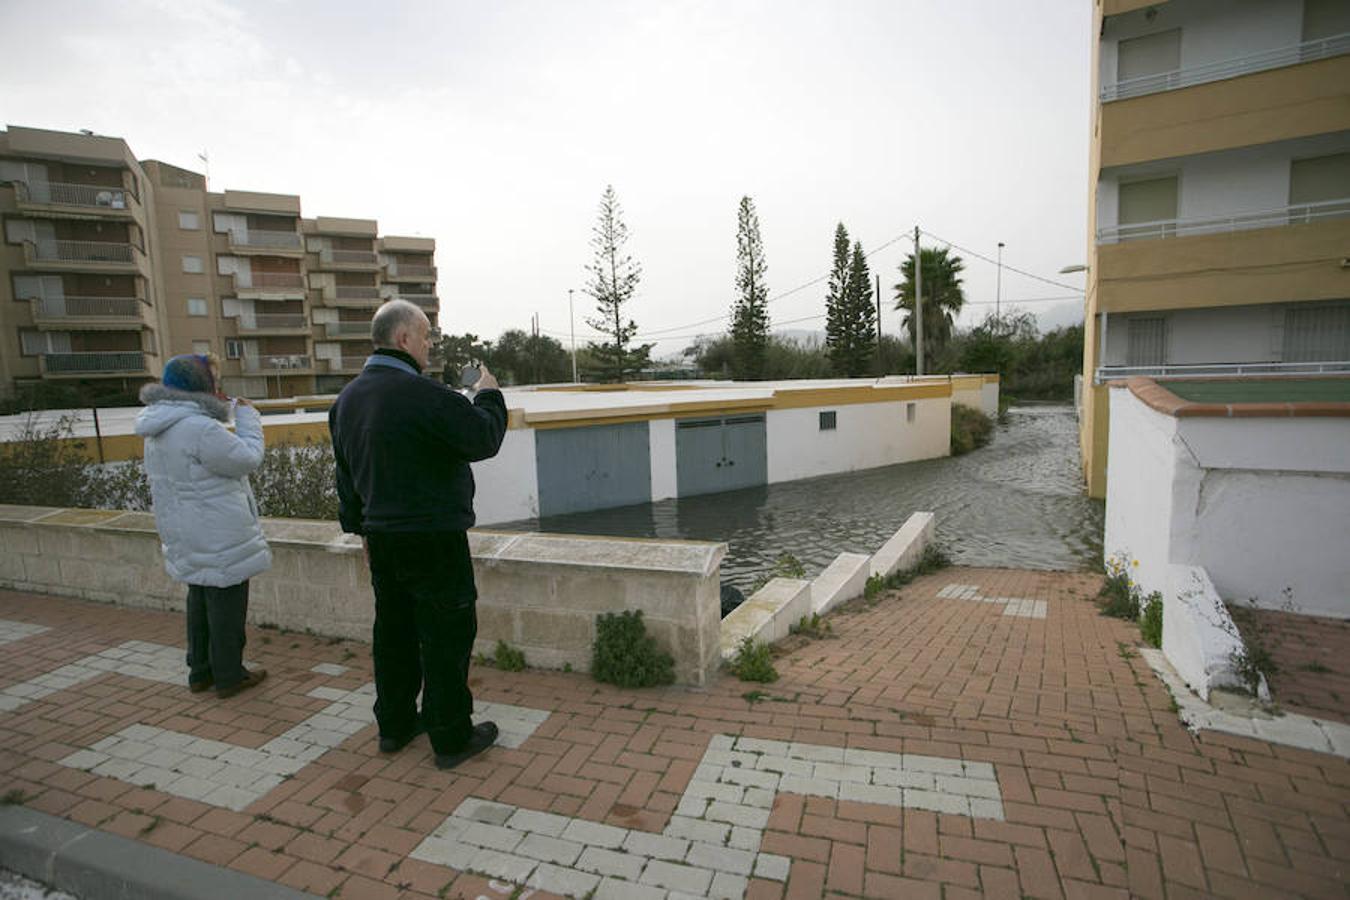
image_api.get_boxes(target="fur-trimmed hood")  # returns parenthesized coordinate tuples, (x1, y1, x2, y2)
(135, 384, 231, 436)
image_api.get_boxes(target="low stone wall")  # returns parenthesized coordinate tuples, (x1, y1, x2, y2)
(0, 505, 726, 687)
(870, 512, 936, 578)
(719, 577, 811, 662)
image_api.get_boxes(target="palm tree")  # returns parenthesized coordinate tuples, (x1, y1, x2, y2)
(893, 247, 966, 352)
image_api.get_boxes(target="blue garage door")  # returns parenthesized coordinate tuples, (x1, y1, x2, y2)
(676, 414, 767, 497)
(535, 422, 652, 517)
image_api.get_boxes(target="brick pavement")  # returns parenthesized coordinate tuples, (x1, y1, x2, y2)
(1, 568, 1347, 899)
(1231, 607, 1350, 727)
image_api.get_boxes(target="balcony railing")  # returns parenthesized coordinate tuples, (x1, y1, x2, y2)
(240, 314, 308, 330)
(336, 286, 381, 300)
(1101, 32, 1350, 102)
(42, 351, 146, 373)
(1097, 197, 1350, 244)
(29, 240, 136, 263)
(326, 322, 372, 336)
(402, 294, 438, 308)
(243, 354, 312, 372)
(320, 248, 378, 266)
(1095, 360, 1350, 384)
(14, 180, 132, 211)
(230, 230, 303, 250)
(386, 261, 435, 278)
(34, 296, 145, 319)
(239, 271, 305, 289)
(335, 356, 369, 370)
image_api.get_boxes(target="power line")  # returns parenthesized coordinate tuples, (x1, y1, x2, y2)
(965, 294, 1084, 306)
(919, 229, 1086, 293)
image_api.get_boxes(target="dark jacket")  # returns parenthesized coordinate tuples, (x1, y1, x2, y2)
(328, 357, 508, 534)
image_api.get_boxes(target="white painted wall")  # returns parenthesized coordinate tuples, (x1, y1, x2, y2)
(649, 418, 677, 502)
(979, 383, 1000, 417)
(765, 398, 948, 484)
(471, 427, 538, 525)
(1104, 387, 1180, 599)
(1099, 0, 1304, 89)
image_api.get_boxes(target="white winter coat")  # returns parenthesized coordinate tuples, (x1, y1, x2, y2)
(134, 385, 272, 587)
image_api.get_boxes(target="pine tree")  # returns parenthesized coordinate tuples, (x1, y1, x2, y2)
(730, 196, 770, 380)
(583, 185, 653, 382)
(823, 223, 851, 373)
(843, 240, 877, 376)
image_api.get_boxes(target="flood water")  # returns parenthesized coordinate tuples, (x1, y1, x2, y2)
(495, 406, 1104, 591)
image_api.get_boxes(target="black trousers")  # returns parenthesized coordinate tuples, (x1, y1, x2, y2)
(185, 581, 250, 689)
(366, 530, 478, 755)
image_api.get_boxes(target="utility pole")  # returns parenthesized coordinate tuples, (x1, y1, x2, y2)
(996, 241, 1005, 326)
(567, 288, 578, 383)
(874, 274, 882, 376)
(531, 313, 540, 384)
(914, 226, 924, 377)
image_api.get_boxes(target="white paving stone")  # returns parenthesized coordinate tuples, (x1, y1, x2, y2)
(640, 859, 714, 895)
(309, 662, 350, 676)
(594, 877, 664, 900)
(526, 862, 600, 897)
(623, 831, 689, 862)
(0, 619, 51, 645)
(938, 582, 1049, 619)
(711, 871, 750, 900)
(575, 846, 645, 880)
(754, 853, 791, 881)
(560, 819, 629, 849)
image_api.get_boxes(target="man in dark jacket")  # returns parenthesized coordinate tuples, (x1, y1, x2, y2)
(328, 300, 508, 770)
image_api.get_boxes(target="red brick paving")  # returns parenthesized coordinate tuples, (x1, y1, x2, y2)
(1231, 606, 1350, 726)
(1, 568, 1348, 899)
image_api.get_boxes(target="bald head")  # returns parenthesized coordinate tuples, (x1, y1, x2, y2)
(371, 299, 427, 348)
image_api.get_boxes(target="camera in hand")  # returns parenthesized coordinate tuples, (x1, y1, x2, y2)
(459, 363, 482, 389)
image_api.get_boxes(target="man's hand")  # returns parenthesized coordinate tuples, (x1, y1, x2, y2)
(235, 397, 254, 407)
(476, 363, 500, 391)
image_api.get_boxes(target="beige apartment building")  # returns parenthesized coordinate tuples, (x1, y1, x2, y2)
(1079, 0, 1350, 497)
(0, 125, 438, 402)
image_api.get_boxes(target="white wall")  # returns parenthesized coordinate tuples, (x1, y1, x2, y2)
(1099, 0, 1304, 89)
(765, 398, 948, 484)
(471, 427, 538, 525)
(649, 418, 677, 502)
(980, 383, 1000, 418)
(1104, 387, 1180, 599)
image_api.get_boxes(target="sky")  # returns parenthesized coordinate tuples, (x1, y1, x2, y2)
(0, 0, 1093, 359)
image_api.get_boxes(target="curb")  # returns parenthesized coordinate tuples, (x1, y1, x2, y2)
(0, 806, 321, 900)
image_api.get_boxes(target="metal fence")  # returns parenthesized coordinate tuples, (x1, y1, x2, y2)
(1096, 198, 1350, 244)
(43, 352, 146, 373)
(36, 296, 144, 318)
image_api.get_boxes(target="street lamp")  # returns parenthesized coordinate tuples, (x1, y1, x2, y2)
(567, 288, 578, 383)
(1058, 264, 1087, 274)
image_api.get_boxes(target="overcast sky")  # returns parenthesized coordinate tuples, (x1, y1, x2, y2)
(1, 0, 1092, 358)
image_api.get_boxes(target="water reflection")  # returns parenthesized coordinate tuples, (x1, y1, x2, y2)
(495, 406, 1104, 590)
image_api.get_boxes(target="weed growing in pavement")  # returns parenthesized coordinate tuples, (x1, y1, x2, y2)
(789, 613, 832, 639)
(591, 610, 675, 688)
(1302, 661, 1332, 673)
(864, 544, 953, 601)
(1228, 601, 1278, 697)
(1, 789, 28, 806)
(139, 815, 162, 836)
(493, 640, 527, 672)
(1099, 555, 1141, 620)
(1140, 592, 1163, 648)
(1116, 641, 1136, 660)
(749, 552, 808, 594)
(729, 637, 778, 683)
(743, 690, 769, 704)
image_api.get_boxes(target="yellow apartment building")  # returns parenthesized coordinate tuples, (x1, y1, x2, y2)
(1080, 0, 1350, 497)
(0, 125, 439, 402)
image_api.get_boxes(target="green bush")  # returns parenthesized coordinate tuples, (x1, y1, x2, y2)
(950, 404, 994, 456)
(592, 610, 675, 688)
(1098, 556, 1140, 620)
(1140, 593, 1163, 648)
(728, 637, 778, 683)
(493, 640, 526, 672)
(0, 414, 99, 507)
(748, 552, 808, 594)
(250, 439, 339, 520)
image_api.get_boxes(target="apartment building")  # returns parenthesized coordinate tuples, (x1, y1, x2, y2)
(0, 125, 439, 402)
(1079, 0, 1350, 497)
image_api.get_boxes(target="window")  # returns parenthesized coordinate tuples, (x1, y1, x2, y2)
(818, 410, 837, 431)
(191, 341, 212, 355)
(1127, 317, 1167, 367)
(1284, 304, 1349, 363)
(1303, 0, 1350, 42)
(1289, 153, 1350, 214)
(178, 210, 200, 230)
(19, 330, 70, 355)
(906, 403, 916, 424)
(1118, 176, 1178, 238)
(225, 339, 244, 360)
(187, 297, 208, 317)
(1117, 29, 1180, 82)
(182, 255, 203, 274)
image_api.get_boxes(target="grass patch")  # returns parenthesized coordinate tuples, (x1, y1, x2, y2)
(493, 640, 527, 672)
(592, 610, 675, 688)
(788, 613, 832, 639)
(728, 637, 778, 683)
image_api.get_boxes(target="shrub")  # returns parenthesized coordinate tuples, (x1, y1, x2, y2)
(950, 404, 994, 456)
(1098, 555, 1140, 620)
(592, 610, 675, 688)
(0, 413, 99, 507)
(250, 438, 339, 520)
(1140, 592, 1163, 648)
(493, 640, 526, 672)
(748, 553, 807, 595)
(728, 636, 777, 683)
(86, 459, 152, 511)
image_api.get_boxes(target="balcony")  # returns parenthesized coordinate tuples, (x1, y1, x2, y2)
(1097, 198, 1350, 243)
(234, 271, 306, 300)
(1095, 213, 1350, 314)
(1099, 54, 1350, 168)
(30, 295, 148, 329)
(236, 314, 310, 334)
(22, 239, 144, 274)
(40, 351, 147, 377)
(324, 284, 382, 307)
(317, 248, 380, 270)
(384, 260, 436, 282)
(400, 293, 439, 309)
(327, 355, 369, 373)
(1095, 360, 1350, 384)
(227, 230, 304, 256)
(1101, 33, 1350, 102)
(12, 180, 136, 220)
(242, 354, 313, 373)
(325, 321, 372, 339)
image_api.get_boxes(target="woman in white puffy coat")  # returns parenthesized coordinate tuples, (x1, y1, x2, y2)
(135, 354, 271, 699)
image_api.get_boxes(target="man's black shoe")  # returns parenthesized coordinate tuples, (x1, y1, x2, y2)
(378, 721, 425, 754)
(434, 721, 498, 770)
